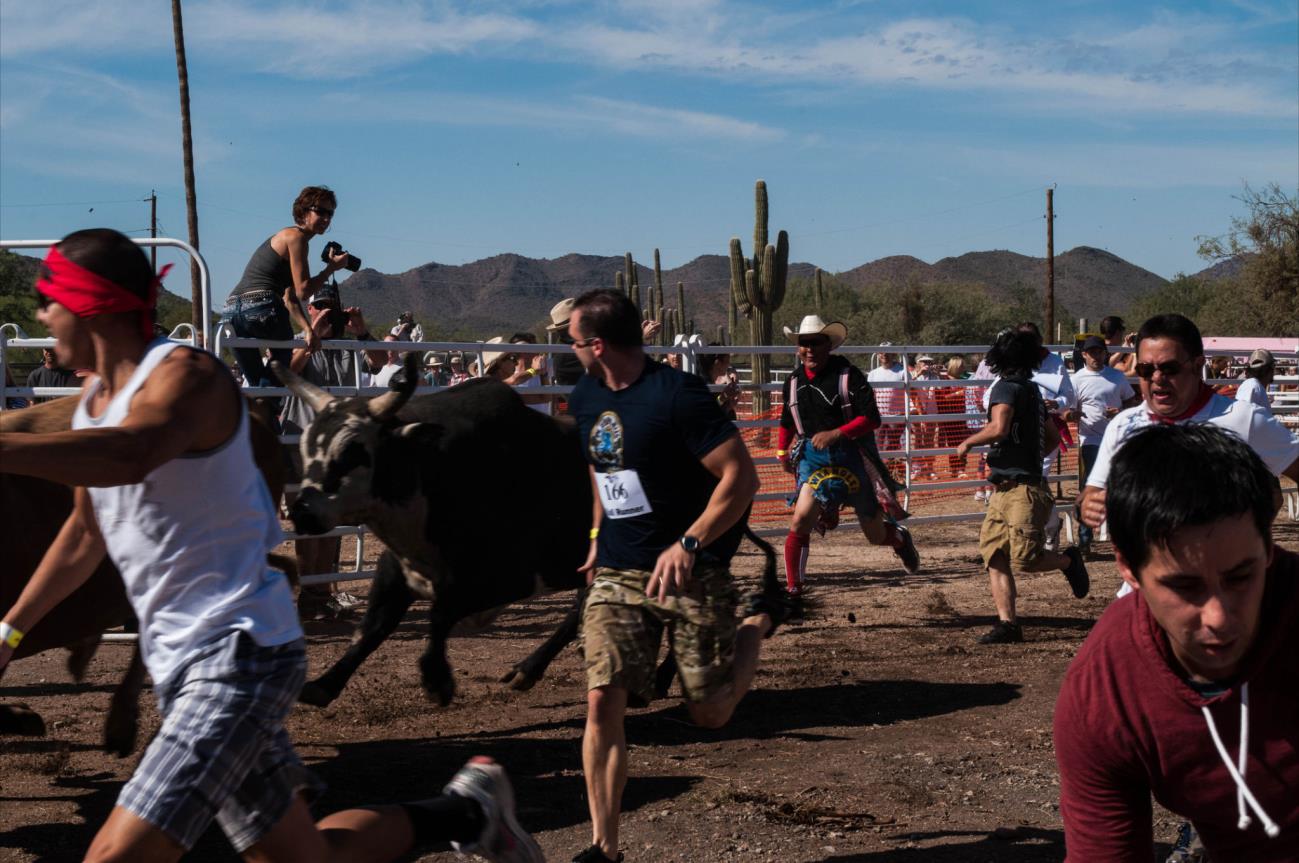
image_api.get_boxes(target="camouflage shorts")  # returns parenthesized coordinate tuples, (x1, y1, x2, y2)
(582, 564, 738, 707)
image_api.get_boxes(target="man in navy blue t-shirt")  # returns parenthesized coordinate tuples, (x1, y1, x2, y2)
(567, 289, 782, 863)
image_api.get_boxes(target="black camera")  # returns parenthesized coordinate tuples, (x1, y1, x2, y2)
(322, 241, 361, 272)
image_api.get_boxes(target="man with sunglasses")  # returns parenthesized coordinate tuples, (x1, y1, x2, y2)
(777, 316, 918, 600)
(1080, 314, 1298, 534)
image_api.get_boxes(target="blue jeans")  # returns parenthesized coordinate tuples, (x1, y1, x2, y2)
(1078, 443, 1099, 546)
(221, 291, 294, 389)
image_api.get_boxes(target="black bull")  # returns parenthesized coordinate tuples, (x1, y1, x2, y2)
(279, 355, 778, 708)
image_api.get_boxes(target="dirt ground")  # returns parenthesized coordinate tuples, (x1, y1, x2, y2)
(4, 512, 1295, 863)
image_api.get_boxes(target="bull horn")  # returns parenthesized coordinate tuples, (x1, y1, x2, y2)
(271, 361, 334, 413)
(367, 352, 421, 421)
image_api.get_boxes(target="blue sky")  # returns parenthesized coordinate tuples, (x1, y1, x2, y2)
(1, 0, 1295, 301)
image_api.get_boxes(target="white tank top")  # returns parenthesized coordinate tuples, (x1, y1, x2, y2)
(73, 339, 302, 685)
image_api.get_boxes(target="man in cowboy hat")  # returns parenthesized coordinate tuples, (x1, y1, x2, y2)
(777, 315, 920, 598)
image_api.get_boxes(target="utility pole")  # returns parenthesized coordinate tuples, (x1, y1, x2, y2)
(171, 0, 202, 343)
(148, 190, 157, 271)
(1044, 186, 1055, 342)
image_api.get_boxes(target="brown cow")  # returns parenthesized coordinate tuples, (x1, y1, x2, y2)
(0, 394, 288, 754)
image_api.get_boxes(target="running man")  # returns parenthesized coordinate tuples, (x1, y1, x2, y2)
(0, 229, 540, 863)
(1071, 335, 1139, 553)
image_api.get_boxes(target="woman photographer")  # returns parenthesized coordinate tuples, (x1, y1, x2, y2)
(221, 185, 352, 390)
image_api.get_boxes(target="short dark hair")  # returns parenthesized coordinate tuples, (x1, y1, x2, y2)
(1099, 315, 1125, 339)
(572, 289, 643, 348)
(1015, 321, 1043, 345)
(1108, 424, 1276, 573)
(985, 328, 1041, 377)
(292, 186, 338, 224)
(1136, 313, 1203, 359)
(54, 229, 157, 332)
(509, 331, 538, 345)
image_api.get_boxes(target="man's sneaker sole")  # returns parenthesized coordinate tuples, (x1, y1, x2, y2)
(894, 526, 920, 574)
(978, 621, 1024, 644)
(444, 757, 544, 863)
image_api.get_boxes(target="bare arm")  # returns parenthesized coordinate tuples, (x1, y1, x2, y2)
(955, 403, 1012, 458)
(0, 487, 107, 673)
(647, 434, 759, 602)
(281, 230, 331, 353)
(579, 465, 606, 584)
(0, 349, 238, 487)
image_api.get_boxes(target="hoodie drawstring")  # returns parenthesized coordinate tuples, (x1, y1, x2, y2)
(1201, 682, 1281, 838)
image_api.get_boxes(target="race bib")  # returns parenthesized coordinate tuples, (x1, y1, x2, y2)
(598, 469, 654, 519)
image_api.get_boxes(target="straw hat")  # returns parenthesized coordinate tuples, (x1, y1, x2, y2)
(481, 336, 513, 373)
(783, 315, 847, 351)
(545, 298, 576, 331)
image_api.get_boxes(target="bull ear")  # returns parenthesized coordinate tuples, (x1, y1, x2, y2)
(368, 353, 422, 421)
(272, 361, 334, 413)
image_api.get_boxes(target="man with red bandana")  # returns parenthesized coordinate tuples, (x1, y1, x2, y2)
(777, 316, 918, 599)
(0, 230, 541, 863)
(1080, 314, 1298, 533)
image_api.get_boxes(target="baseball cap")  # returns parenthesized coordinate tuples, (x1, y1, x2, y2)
(309, 283, 340, 307)
(1248, 348, 1275, 369)
(1082, 335, 1107, 351)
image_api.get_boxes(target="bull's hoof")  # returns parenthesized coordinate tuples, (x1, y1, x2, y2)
(298, 680, 338, 708)
(499, 665, 540, 692)
(0, 704, 47, 737)
(420, 674, 456, 707)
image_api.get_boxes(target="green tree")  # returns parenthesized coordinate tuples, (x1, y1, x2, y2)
(1195, 182, 1298, 336)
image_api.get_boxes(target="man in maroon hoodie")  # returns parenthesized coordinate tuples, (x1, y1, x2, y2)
(1054, 423, 1297, 861)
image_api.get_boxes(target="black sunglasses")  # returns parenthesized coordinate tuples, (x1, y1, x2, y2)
(797, 337, 829, 348)
(1134, 360, 1188, 380)
(308, 206, 335, 217)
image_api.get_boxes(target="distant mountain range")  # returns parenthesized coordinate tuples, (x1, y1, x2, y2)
(337, 245, 1183, 337)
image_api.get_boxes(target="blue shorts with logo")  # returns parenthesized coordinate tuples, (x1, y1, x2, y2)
(791, 439, 878, 517)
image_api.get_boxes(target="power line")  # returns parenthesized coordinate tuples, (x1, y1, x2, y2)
(0, 197, 150, 208)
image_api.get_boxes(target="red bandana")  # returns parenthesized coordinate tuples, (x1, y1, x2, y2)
(1147, 382, 1214, 424)
(36, 247, 172, 339)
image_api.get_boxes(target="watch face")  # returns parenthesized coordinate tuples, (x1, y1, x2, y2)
(681, 535, 701, 553)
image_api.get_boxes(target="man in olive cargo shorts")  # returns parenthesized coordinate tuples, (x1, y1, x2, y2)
(567, 289, 783, 863)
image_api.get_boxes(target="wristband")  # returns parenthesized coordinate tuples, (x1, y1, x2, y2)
(589, 528, 599, 539)
(0, 621, 23, 649)
(525, 368, 538, 377)
(776, 449, 788, 457)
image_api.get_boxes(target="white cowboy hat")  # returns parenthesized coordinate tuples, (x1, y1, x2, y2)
(783, 315, 847, 351)
(481, 336, 513, 373)
(545, 298, 576, 331)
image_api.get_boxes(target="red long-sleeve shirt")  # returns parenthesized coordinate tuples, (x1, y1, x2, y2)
(1054, 548, 1299, 861)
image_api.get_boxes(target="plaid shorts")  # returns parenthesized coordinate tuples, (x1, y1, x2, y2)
(118, 631, 324, 852)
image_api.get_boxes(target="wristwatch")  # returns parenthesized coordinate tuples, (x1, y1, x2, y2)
(679, 534, 701, 554)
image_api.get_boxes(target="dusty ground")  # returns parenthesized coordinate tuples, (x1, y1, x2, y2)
(4, 511, 1294, 863)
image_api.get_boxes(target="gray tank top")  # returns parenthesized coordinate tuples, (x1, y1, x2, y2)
(230, 237, 292, 299)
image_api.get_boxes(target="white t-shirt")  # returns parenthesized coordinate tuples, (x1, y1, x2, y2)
(868, 363, 907, 415)
(1072, 366, 1136, 445)
(516, 374, 553, 415)
(1235, 377, 1272, 415)
(372, 361, 402, 389)
(1087, 391, 1298, 488)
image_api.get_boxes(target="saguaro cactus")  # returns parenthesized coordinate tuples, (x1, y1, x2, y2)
(728, 179, 789, 413)
(813, 268, 824, 315)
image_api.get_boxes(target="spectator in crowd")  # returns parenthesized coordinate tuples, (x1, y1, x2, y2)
(867, 346, 908, 461)
(1079, 314, 1299, 536)
(778, 317, 919, 598)
(480, 337, 516, 381)
(371, 334, 408, 390)
(1071, 336, 1139, 553)
(566, 288, 788, 863)
(0, 227, 542, 863)
(546, 298, 585, 388)
(663, 352, 683, 371)
(1209, 354, 1238, 399)
(956, 328, 1090, 644)
(3, 367, 29, 409)
(390, 310, 422, 343)
(938, 356, 970, 477)
(25, 347, 79, 401)
(699, 346, 740, 421)
(280, 282, 385, 619)
(447, 352, 471, 386)
(1238, 349, 1276, 416)
(908, 354, 941, 480)
(423, 352, 450, 387)
(220, 186, 350, 392)
(1101, 315, 1138, 377)
(968, 352, 995, 502)
(505, 332, 552, 414)
(1055, 423, 1298, 862)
